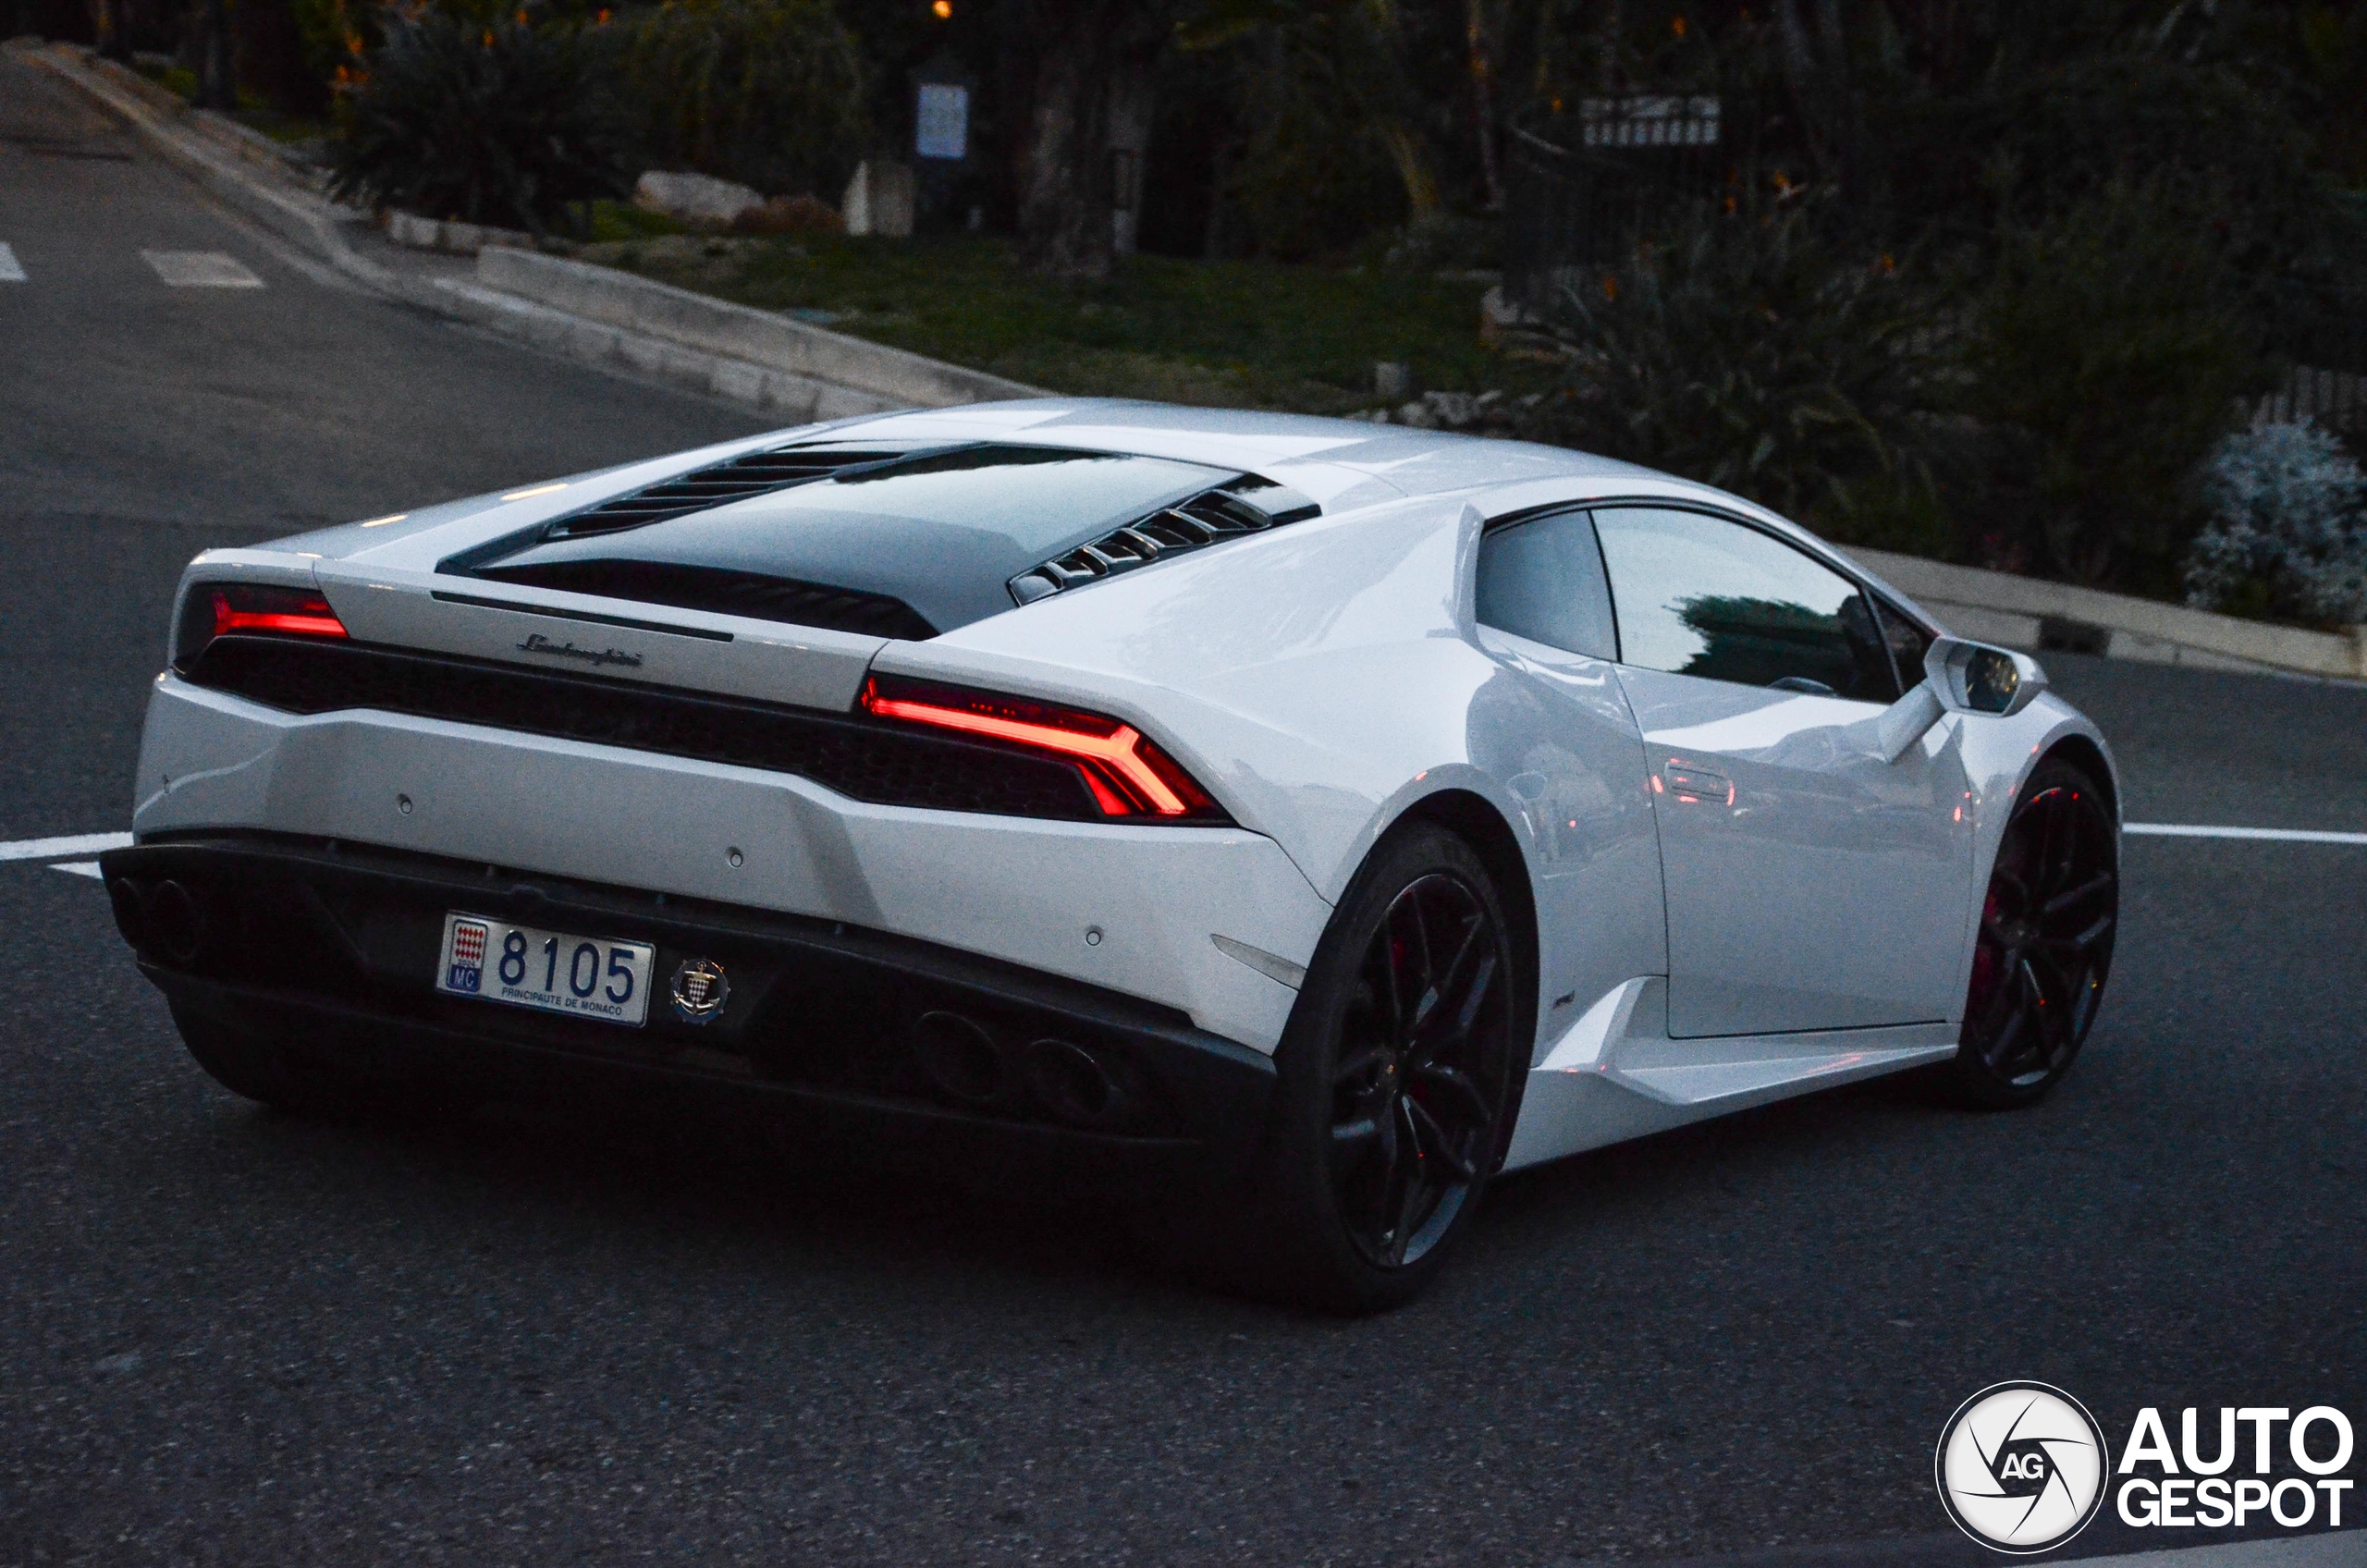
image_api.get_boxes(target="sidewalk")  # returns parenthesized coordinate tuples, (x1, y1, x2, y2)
(1848, 548, 2367, 682)
(19, 37, 2361, 683)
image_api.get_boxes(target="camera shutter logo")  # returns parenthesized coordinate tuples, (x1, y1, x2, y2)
(1936, 1382, 2108, 1553)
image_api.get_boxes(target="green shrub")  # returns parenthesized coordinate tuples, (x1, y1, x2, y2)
(617, 0, 870, 199)
(1957, 178, 2264, 591)
(2185, 420, 2367, 625)
(1513, 201, 1954, 548)
(327, 14, 631, 235)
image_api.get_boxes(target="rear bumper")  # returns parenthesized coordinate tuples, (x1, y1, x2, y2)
(104, 835, 1278, 1176)
(129, 675, 1330, 1053)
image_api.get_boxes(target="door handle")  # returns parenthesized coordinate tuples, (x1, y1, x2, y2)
(1662, 762, 1734, 806)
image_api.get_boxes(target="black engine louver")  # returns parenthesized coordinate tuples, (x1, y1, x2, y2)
(1006, 478, 1320, 606)
(545, 447, 905, 539)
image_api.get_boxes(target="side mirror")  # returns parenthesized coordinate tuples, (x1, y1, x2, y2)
(1923, 637, 2048, 717)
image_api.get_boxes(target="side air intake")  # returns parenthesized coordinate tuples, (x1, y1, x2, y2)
(544, 447, 904, 538)
(1006, 478, 1319, 606)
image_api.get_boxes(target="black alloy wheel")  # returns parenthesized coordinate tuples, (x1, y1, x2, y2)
(1947, 759, 2118, 1108)
(1233, 822, 1526, 1313)
(1329, 871, 1513, 1268)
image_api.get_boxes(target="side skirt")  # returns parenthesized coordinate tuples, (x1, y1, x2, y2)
(1501, 978, 1957, 1170)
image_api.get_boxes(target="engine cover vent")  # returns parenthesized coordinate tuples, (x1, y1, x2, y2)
(546, 447, 907, 539)
(1006, 477, 1319, 606)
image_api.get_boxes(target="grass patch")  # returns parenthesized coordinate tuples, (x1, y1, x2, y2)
(570, 232, 1544, 414)
(580, 199, 692, 243)
(132, 59, 329, 145)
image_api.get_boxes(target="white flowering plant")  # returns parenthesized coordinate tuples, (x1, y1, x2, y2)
(2183, 420, 2367, 625)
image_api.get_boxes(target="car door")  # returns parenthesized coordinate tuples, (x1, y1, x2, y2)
(1467, 508, 1667, 1052)
(1590, 506, 1977, 1039)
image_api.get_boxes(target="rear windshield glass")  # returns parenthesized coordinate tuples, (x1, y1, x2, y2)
(469, 445, 1237, 636)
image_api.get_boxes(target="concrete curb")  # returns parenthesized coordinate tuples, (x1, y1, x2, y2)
(473, 248, 1045, 408)
(387, 209, 533, 257)
(1848, 546, 2367, 681)
(69, 45, 325, 185)
(431, 278, 904, 423)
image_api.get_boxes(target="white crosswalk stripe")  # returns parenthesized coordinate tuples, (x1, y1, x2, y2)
(2126, 822, 2367, 845)
(141, 250, 264, 288)
(0, 242, 24, 282)
(0, 832, 132, 863)
(49, 862, 103, 879)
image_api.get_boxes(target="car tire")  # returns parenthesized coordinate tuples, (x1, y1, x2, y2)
(171, 1005, 418, 1122)
(1227, 821, 1529, 1315)
(1944, 758, 2119, 1110)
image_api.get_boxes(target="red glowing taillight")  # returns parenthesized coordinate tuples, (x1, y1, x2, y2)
(859, 675, 1222, 822)
(174, 582, 348, 670)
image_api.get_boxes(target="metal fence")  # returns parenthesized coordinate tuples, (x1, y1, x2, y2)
(1502, 96, 1726, 316)
(2259, 282, 2367, 434)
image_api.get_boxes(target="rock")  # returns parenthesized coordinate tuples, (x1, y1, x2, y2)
(633, 170, 766, 227)
(1478, 284, 1531, 346)
(842, 160, 915, 239)
(1395, 400, 1439, 429)
(1373, 361, 1411, 399)
(1421, 390, 1479, 428)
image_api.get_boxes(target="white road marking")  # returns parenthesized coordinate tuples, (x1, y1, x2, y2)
(141, 250, 264, 288)
(2070, 1525, 2367, 1565)
(0, 831, 131, 863)
(2127, 822, 2367, 845)
(49, 861, 103, 879)
(0, 242, 24, 282)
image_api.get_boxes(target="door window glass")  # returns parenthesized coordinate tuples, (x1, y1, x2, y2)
(1474, 509, 1618, 661)
(1593, 508, 1899, 701)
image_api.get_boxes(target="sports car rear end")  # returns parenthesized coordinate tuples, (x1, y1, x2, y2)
(102, 429, 1339, 1176)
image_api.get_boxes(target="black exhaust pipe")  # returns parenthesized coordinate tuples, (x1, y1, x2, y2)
(1024, 1038, 1136, 1131)
(910, 1011, 1003, 1105)
(144, 879, 207, 966)
(106, 877, 147, 950)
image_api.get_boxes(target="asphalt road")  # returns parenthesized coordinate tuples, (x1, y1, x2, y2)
(3, 52, 2363, 1568)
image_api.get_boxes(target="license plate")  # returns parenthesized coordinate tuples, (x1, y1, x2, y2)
(435, 912, 655, 1027)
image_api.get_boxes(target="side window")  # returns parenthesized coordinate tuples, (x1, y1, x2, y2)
(1591, 508, 1900, 702)
(1871, 595, 1934, 693)
(1474, 509, 1618, 662)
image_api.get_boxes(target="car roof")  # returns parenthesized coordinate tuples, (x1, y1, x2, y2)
(816, 398, 1674, 507)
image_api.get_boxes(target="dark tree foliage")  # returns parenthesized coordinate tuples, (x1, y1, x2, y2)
(616, 0, 871, 200)
(327, 13, 631, 237)
(1958, 177, 2266, 591)
(1515, 198, 1955, 548)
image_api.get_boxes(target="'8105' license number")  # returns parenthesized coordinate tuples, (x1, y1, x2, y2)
(435, 912, 655, 1027)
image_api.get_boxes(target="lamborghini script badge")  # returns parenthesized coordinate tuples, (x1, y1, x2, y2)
(669, 958, 730, 1024)
(516, 632, 643, 668)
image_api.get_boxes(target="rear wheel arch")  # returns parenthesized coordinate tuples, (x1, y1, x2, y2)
(1398, 790, 1540, 1050)
(1227, 805, 1538, 1309)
